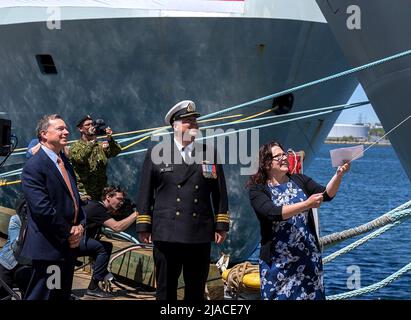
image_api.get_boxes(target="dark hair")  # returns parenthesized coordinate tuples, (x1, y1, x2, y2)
(246, 141, 285, 187)
(101, 186, 127, 201)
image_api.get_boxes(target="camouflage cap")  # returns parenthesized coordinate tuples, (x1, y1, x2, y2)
(76, 115, 93, 128)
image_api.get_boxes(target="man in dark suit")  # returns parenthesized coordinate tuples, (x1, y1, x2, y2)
(21, 114, 85, 300)
(136, 100, 230, 301)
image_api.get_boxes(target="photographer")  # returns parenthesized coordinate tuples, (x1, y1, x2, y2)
(78, 186, 138, 298)
(69, 115, 122, 200)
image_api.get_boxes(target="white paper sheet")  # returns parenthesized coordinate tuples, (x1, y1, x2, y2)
(329, 145, 364, 167)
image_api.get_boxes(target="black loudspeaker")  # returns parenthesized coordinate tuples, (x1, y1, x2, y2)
(0, 119, 12, 156)
(272, 93, 294, 115)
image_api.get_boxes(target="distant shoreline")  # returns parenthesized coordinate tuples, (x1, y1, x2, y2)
(325, 140, 391, 146)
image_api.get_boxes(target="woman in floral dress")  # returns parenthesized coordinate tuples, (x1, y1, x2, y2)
(247, 141, 350, 300)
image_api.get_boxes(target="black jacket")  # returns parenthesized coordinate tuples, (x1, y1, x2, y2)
(248, 174, 333, 264)
(136, 141, 229, 243)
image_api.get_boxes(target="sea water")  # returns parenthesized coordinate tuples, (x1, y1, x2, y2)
(306, 143, 411, 300)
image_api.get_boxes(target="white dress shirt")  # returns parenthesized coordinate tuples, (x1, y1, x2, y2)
(174, 138, 194, 163)
(41, 145, 63, 176)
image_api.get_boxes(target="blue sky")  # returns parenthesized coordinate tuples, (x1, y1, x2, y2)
(336, 84, 380, 124)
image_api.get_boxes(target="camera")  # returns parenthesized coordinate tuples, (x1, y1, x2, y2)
(92, 119, 108, 136)
(115, 198, 137, 219)
(0, 118, 11, 156)
(0, 118, 18, 169)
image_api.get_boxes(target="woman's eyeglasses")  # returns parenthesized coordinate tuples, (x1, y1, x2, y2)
(271, 153, 288, 162)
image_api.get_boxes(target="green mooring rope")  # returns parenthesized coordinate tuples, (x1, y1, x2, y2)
(327, 262, 411, 300)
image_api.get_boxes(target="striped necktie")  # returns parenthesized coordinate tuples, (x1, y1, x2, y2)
(57, 155, 78, 224)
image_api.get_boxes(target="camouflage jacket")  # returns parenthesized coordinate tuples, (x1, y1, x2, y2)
(69, 138, 122, 200)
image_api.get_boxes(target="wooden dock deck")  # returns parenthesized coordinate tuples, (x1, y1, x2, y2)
(1, 231, 224, 300)
(71, 269, 156, 300)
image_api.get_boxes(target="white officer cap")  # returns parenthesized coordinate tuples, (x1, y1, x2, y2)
(164, 100, 201, 125)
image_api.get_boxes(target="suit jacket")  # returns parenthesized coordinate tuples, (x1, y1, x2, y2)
(248, 174, 333, 264)
(21, 148, 85, 261)
(136, 141, 229, 243)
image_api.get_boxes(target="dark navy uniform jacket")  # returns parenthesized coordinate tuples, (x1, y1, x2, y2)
(136, 141, 229, 243)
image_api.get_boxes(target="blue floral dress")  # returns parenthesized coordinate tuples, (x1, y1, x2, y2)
(259, 179, 325, 300)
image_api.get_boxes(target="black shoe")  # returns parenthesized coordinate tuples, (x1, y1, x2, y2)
(70, 293, 80, 300)
(86, 287, 113, 298)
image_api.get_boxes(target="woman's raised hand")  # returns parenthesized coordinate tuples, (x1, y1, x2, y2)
(336, 161, 351, 177)
(305, 193, 323, 209)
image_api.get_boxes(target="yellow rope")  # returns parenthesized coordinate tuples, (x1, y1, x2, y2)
(112, 114, 244, 137)
(4, 109, 281, 187)
(13, 146, 30, 152)
(0, 179, 21, 187)
(197, 114, 243, 124)
(121, 136, 151, 151)
(13, 114, 244, 152)
(111, 114, 247, 150)
(14, 139, 77, 152)
(225, 262, 259, 296)
(10, 111, 268, 174)
(231, 108, 272, 123)
(111, 126, 168, 138)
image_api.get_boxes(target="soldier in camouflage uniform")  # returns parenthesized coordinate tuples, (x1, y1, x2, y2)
(69, 115, 122, 200)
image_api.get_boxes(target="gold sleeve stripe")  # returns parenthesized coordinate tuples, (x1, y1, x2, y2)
(137, 217, 152, 222)
(137, 215, 151, 219)
(216, 216, 230, 220)
(216, 214, 230, 223)
(136, 220, 151, 225)
(137, 214, 151, 218)
(216, 213, 230, 218)
(137, 215, 152, 223)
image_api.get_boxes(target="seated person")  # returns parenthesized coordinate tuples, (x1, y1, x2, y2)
(0, 201, 31, 299)
(78, 186, 137, 298)
(26, 138, 69, 159)
(25, 138, 41, 159)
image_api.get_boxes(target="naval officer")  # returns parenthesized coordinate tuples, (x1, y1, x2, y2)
(136, 100, 230, 301)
